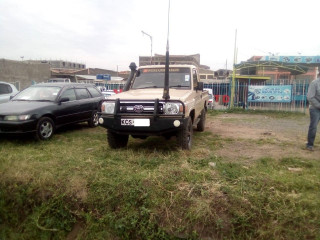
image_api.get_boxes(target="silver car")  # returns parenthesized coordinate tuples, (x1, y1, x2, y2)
(0, 81, 19, 104)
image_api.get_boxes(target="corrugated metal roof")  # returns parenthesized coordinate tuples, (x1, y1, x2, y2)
(75, 75, 96, 80)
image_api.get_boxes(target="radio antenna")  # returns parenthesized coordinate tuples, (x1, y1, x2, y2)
(166, 0, 170, 52)
(162, 0, 171, 100)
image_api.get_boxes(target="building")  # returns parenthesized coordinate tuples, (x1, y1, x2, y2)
(0, 59, 50, 90)
(49, 65, 120, 81)
(199, 68, 217, 82)
(139, 53, 231, 83)
(50, 67, 126, 90)
(28, 60, 86, 70)
(0, 58, 127, 91)
(237, 55, 319, 83)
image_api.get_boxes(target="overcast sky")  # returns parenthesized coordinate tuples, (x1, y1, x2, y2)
(1, 0, 320, 71)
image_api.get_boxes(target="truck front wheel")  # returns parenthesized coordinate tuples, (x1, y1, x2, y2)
(107, 130, 129, 149)
(178, 117, 193, 150)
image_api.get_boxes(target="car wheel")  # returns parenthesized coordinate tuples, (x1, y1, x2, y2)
(36, 117, 55, 140)
(178, 117, 193, 150)
(107, 130, 129, 149)
(197, 109, 206, 132)
(88, 111, 99, 127)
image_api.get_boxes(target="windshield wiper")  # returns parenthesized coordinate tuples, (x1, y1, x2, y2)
(35, 99, 53, 102)
(170, 85, 188, 88)
(135, 86, 159, 89)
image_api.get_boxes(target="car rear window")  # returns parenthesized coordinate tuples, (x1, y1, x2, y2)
(0, 83, 12, 94)
(87, 87, 102, 98)
(75, 88, 90, 100)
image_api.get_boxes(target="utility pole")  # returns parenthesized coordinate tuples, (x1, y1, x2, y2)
(230, 29, 237, 109)
(141, 31, 153, 64)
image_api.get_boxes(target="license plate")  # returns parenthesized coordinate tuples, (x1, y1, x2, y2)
(121, 119, 150, 127)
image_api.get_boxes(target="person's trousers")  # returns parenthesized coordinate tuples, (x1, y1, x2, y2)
(307, 107, 320, 147)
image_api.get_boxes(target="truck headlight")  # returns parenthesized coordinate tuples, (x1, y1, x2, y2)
(101, 102, 115, 114)
(163, 102, 183, 115)
(4, 115, 31, 121)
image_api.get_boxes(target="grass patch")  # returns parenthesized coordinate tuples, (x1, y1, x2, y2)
(0, 116, 319, 239)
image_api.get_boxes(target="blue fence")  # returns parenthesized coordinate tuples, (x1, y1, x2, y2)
(204, 80, 310, 113)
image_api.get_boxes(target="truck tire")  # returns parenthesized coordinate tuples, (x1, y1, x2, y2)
(197, 109, 206, 132)
(107, 130, 129, 149)
(35, 117, 55, 140)
(178, 117, 193, 150)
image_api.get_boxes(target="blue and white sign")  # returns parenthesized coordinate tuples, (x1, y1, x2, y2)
(96, 74, 111, 80)
(248, 85, 292, 103)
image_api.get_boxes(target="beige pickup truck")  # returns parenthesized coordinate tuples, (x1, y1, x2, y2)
(98, 63, 209, 150)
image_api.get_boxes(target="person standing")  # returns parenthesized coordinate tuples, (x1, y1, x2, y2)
(306, 73, 320, 151)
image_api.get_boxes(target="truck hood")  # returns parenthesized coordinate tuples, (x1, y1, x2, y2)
(109, 89, 192, 101)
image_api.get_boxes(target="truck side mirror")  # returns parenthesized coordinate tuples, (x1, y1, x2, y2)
(197, 82, 204, 91)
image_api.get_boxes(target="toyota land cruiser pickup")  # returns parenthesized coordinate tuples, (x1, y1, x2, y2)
(98, 63, 209, 150)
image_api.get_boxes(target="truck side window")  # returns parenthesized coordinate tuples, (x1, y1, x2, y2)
(193, 69, 198, 89)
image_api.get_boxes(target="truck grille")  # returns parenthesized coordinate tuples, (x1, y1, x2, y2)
(118, 101, 164, 114)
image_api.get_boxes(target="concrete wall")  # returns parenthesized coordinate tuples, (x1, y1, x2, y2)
(28, 60, 86, 70)
(0, 59, 51, 90)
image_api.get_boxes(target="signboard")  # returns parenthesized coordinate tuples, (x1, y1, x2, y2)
(260, 56, 320, 64)
(248, 85, 292, 103)
(96, 74, 111, 80)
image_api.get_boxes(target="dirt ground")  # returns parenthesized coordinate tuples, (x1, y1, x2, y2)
(206, 113, 319, 162)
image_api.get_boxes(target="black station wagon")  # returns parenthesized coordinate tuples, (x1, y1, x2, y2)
(0, 83, 103, 140)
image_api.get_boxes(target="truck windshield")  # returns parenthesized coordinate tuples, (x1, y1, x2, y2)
(131, 67, 191, 89)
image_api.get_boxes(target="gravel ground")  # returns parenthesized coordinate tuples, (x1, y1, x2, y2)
(206, 113, 319, 162)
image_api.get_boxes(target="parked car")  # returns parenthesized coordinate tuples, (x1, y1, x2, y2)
(0, 83, 103, 140)
(48, 78, 71, 83)
(0, 81, 19, 104)
(101, 90, 116, 99)
(204, 88, 215, 109)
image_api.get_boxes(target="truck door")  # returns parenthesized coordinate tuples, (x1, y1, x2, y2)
(193, 68, 203, 117)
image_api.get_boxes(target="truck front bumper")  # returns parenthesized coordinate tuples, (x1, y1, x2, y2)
(98, 114, 187, 136)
